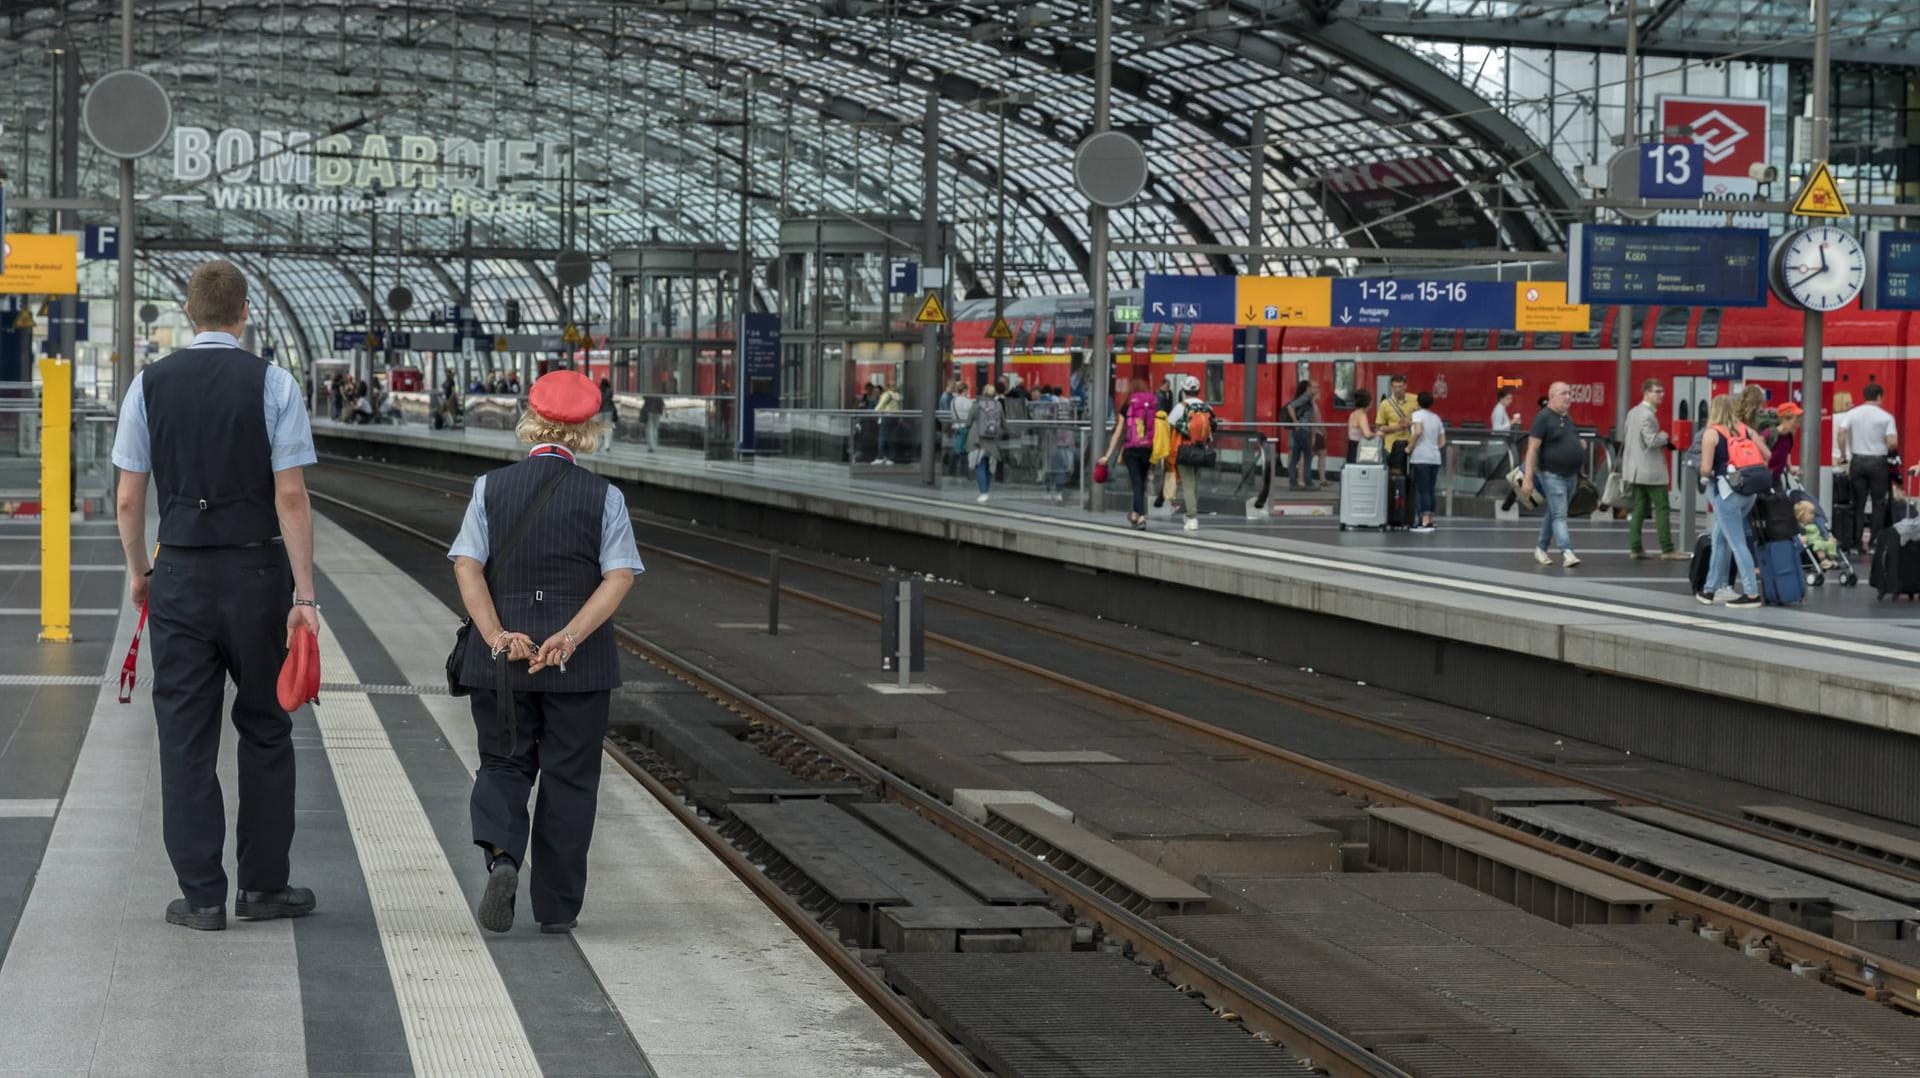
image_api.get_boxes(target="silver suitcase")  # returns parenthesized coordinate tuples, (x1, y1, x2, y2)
(1339, 463, 1388, 529)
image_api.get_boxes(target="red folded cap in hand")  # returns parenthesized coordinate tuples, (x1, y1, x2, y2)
(277, 623, 321, 712)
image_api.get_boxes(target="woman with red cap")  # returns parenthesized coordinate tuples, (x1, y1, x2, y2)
(447, 369, 644, 935)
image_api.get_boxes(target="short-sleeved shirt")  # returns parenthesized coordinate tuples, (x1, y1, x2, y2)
(1376, 393, 1415, 450)
(1530, 408, 1583, 477)
(110, 331, 317, 474)
(1845, 403, 1896, 459)
(447, 448, 645, 576)
(1491, 403, 1512, 433)
(1410, 409, 1445, 466)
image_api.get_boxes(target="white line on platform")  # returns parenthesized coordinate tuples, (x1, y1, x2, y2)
(0, 799, 59, 817)
(310, 618, 542, 1077)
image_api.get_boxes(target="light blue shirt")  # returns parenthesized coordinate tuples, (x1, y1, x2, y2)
(447, 451, 645, 577)
(109, 331, 317, 474)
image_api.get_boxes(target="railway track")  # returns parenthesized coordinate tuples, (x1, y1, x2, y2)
(308, 474, 1405, 1078)
(312, 455, 1920, 1017)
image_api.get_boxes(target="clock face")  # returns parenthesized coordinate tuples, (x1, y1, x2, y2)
(1772, 226, 1866, 312)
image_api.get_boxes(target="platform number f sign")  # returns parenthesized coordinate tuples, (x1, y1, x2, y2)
(1639, 143, 1704, 200)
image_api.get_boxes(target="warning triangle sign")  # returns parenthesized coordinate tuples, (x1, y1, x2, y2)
(914, 290, 948, 325)
(12, 308, 34, 330)
(987, 315, 1013, 340)
(1791, 162, 1849, 218)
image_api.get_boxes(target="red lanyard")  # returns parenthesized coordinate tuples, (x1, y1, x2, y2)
(529, 445, 574, 463)
(118, 602, 148, 704)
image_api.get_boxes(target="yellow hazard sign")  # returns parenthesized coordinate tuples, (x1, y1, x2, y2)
(12, 308, 33, 330)
(1791, 162, 1849, 218)
(987, 315, 1013, 341)
(495, 335, 508, 352)
(562, 323, 580, 345)
(914, 290, 948, 325)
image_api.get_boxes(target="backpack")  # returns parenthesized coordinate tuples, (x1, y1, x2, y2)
(1178, 401, 1214, 444)
(1123, 393, 1156, 449)
(978, 397, 1006, 440)
(1715, 423, 1772, 495)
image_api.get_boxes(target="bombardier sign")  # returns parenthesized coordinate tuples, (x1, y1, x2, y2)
(173, 126, 571, 219)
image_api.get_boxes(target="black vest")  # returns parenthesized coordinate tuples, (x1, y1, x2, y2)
(144, 347, 280, 548)
(458, 455, 621, 693)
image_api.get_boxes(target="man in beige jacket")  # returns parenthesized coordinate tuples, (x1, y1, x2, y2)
(1622, 379, 1686, 559)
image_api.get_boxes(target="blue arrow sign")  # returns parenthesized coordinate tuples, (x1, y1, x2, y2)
(1327, 279, 1513, 329)
(1142, 274, 1235, 324)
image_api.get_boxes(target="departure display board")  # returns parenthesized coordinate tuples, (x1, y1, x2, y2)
(1568, 224, 1769, 307)
(1867, 231, 1920, 311)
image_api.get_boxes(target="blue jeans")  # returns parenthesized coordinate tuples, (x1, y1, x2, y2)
(1706, 481, 1758, 596)
(1536, 472, 1575, 554)
(1290, 436, 1314, 489)
(975, 454, 993, 494)
(1411, 462, 1439, 521)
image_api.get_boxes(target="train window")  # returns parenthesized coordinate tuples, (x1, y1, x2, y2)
(1534, 332, 1563, 349)
(1205, 361, 1225, 404)
(1037, 319, 1054, 347)
(1462, 329, 1491, 350)
(1395, 330, 1424, 351)
(1496, 330, 1525, 350)
(1697, 308, 1723, 347)
(1428, 330, 1457, 352)
(1175, 323, 1195, 351)
(1152, 323, 1173, 352)
(1376, 328, 1395, 351)
(1652, 307, 1691, 348)
(1572, 310, 1604, 349)
(1296, 359, 1311, 384)
(1333, 359, 1357, 407)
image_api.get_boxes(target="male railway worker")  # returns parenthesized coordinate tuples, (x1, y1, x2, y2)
(112, 260, 320, 932)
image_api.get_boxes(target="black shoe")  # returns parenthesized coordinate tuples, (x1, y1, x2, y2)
(166, 898, 226, 931)
(235, 886, 317, 920)
(539, 919, 577, 934)
(478, 855, 517, 933)
(1727, 593, 1765, 610)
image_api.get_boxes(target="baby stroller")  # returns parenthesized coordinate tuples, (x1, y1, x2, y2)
(1784, 484, 1858, 587)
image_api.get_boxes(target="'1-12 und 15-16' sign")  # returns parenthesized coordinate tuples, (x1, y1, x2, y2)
(1568, 224, 1770, 307)
(1141, 274, 1588, 332)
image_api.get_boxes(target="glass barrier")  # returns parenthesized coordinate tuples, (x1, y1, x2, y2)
(1092, 426, 1272, 515)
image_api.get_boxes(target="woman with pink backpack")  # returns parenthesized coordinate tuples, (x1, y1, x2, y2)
(1099, 378, 1159, 530)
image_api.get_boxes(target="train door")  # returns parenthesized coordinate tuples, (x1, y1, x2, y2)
(1671, 375, 1709, 444)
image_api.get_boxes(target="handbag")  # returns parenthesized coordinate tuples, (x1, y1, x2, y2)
(1505, 466, 1545, 508)
(1600, 472, 1627, 509)
(1354, 437, 1384, 465)
(1568, 476, 1601, 517)
(1093, 460, 1110, 484)
(1175, 443, 1217, 468)
(446, 468, 569, 699)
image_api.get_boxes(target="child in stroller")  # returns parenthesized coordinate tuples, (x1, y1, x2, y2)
(1786, 487, 1859, 586)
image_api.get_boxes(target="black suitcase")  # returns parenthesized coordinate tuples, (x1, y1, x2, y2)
(1754, 491, 1797, 542)
(1870, 528, 1920, 598)
(1387, 473, 1411, 529)
(1686, 532, 1721, 594)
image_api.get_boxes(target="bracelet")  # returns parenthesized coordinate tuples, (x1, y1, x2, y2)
(293, 597, 321, 611)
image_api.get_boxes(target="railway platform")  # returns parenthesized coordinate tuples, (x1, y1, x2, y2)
(0, 507, 933, 1078)
(314, 419, 1920, 828)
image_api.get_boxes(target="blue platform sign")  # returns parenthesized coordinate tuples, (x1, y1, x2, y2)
(335, 329, 384, 351)
(82, 225, 119, 260)
(1142, 274, 1234, 324)
(739, 312, 780, 450)
(1568, 224, 1770, 307)
(1867, 231, 1920, 311)
(1638, 143, 1705, 200)
(1327, 279, 1511, 329)
(887, 260, 919, 295)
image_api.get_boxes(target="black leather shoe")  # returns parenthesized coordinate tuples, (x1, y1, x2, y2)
(478, 857, 517, 933)
(538, 919, 577, 935)
(166, 898, 226, 931)
(235, 886, 317, 920)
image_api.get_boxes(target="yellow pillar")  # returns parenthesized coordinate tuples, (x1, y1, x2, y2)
(38, 358, 71, 644)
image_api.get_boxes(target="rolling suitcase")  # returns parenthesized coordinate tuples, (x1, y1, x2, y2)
(1750, 538, 1805, 605)
(1338, 463, 1388, 530)
(1870, 527, 1920, 599)
(1686, 532, 1718, 594)
(1386, 472, 1411, 529)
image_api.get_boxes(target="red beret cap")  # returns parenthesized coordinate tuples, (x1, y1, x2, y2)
(529, 370, 601, 425)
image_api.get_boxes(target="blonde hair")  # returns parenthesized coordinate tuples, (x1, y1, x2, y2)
(1834, 391, 1854, 412)
(1706, 394, 1736, 429)
(515, 409, 609, 454)
(1734, 384, 1765, 426)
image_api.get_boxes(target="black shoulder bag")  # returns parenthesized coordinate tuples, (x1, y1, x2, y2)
(446, 468, 569, 701)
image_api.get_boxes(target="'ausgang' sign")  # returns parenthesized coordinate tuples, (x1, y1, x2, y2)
(172, 126, 569, 219)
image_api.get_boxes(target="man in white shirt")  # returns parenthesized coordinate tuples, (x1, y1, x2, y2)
(1848, 382, 1898, 545)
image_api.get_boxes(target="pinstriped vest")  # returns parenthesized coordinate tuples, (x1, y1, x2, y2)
(458, 455, 621, 693)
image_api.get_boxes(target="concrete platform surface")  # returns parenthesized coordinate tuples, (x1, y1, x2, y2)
(0, 512, 932, 1078)
(315, 419, 1920, 739)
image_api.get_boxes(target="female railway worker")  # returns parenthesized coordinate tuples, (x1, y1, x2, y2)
(448, 369, 644, 934)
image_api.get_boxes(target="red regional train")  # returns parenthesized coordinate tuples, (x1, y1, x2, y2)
(946, 294, 1920, 467)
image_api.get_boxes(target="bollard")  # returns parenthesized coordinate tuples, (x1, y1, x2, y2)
(896, 580, 912, 689)
(1678, 448, 1697, 553)
(767, 550, 781, 636)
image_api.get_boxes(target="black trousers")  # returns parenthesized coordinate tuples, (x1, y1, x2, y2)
(468, 688, 610, 924)
(148, 543, 295, 908)
(1851, 455, 1893, 547)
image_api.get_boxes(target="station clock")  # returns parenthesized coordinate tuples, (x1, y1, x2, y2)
(1770, 225, 1866, 312)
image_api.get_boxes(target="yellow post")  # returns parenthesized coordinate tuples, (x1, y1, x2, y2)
(38, 358, 71, 644)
